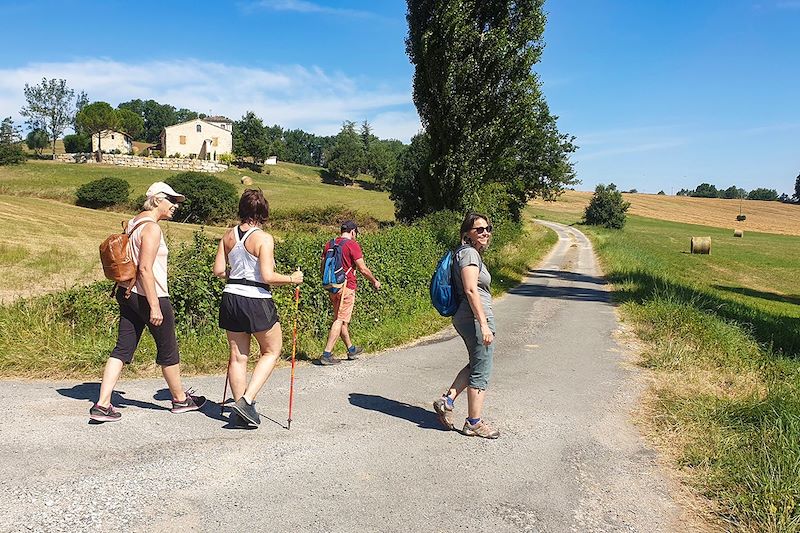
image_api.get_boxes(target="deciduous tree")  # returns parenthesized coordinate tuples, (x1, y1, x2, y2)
(76, 102, 118, 161)
(25, 129, 49, 156)
(326, 121, 365, 185)
(19, 78, 76, 157)
(406, 0, 576, 221)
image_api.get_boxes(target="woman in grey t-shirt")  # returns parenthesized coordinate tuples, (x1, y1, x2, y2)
(432, 212, 500, 439)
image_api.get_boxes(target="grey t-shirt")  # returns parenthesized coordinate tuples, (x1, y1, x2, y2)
(453, 246, 493, 319)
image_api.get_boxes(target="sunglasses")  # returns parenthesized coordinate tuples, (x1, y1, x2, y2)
(163, 194, 181, 205)
(472, 225, 493, 235)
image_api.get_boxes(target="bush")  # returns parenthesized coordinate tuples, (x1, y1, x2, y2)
(584, 183, 631, 229)
(63, 133, 92, 153)
(217, 153, 234, 164)
(0, 143, 26, 165)
(165, 172, 237, 224)
(75, 177, 130, 208)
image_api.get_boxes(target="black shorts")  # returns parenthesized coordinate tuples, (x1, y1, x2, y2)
(110, 288, 179, 366)
(219, 292, 280, 333)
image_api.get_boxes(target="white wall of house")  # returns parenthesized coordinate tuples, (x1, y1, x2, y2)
(161, 118, 233, 160)
(92, 130, 132, 153)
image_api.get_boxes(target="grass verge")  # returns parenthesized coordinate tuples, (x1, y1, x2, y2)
(532, 203, 800, 531)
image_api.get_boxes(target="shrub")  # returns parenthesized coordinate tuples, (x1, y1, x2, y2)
(584, 183, 631, 229)
(217, 153, 233, 164)
(63, 133, 92, 153)
(165, 172, 237, 224)
(75, 177, 130, 208)
(0, 143, 26, 165)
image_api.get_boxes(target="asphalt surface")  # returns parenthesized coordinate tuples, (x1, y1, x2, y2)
(0, 221, 683, 532)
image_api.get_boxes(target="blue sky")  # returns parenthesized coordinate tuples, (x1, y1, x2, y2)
(0, 0, 797, 194)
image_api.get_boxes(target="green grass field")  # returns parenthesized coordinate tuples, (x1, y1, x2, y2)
(0, 159, 395, 220)
(533, 204, 800, 531)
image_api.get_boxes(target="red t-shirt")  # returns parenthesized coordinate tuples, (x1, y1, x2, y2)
(321, 237, 363, 290)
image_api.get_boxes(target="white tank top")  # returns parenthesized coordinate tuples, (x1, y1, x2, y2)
(126, 216, 169, 298)
(223, 226, 272, 298)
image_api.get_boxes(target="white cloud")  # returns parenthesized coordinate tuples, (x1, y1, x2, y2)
(243, 0, 376, 17)
(0, 58, 417, 141)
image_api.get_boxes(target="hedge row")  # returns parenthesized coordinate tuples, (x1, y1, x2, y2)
(1, 211, 527, 376)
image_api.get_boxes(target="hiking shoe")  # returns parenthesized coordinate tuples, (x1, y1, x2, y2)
(229, 411, 254, 428)
(318, 355, 342, 366)
(346, 346, 363, 360)
(89, 403, 121, 422)
(231, 397, 260, 426)
(432, 396, 454, 430)
(171, 388, 207, 414)
(462, 419, 500, 439)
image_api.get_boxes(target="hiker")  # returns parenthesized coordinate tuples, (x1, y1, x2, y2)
(319, 220, 380, 365)
(90, 182, 206, 422)
(213, 188, 303, 426)
(432, 212, 500, 438)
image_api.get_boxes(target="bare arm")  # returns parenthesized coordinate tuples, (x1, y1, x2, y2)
(137, 224, 163, 326)
(212, 231, 229, 279)
(461, 264, 493, 346)
(354, 257, 380, 289)
(254, 232, 303, 286)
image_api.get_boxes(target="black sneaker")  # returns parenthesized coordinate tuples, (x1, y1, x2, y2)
(346, 346, 363, 360)
(89, 403, 121, 422)
(229, 411, 254, 428)
(232, 397, 261, 425)
(319, 355, 342, 366)
(171, 388, 207, 414)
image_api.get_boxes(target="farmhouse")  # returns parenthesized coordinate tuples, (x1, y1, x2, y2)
(160, 116, 233, 160)
(92, 130, 133, 154)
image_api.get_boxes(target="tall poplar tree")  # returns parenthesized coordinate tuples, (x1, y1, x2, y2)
(405, 0, 577, 221)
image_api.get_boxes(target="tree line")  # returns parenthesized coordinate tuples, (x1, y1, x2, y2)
(676, 182, 795, 202)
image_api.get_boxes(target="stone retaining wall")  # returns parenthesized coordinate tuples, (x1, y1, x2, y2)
(54, 153, 228, 173)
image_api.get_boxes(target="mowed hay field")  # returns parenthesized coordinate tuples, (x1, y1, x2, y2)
(0, 196, 221, 303)
(530, 190, 800, 236)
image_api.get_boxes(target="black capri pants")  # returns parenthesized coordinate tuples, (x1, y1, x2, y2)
(110, 287, 180, 366)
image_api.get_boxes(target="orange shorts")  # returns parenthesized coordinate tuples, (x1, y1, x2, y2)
(329, 286, 356, 323)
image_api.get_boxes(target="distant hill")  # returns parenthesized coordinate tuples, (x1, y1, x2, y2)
(530, 190, 800, 236)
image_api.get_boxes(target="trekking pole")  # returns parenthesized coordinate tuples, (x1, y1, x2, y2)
(221, 359, 230, 416)
(287, 277, 301, 429)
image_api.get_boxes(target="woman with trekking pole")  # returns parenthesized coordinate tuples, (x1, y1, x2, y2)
(213, 188, 303, 427)
(432, 212, 500, 439)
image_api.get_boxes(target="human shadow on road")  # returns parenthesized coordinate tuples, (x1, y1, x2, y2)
(508, 269, 610, 303)
(57, 382, 166, 413)
(348, 393, 447, 431)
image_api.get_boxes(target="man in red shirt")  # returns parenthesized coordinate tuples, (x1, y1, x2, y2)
(319, 221, 381, 365)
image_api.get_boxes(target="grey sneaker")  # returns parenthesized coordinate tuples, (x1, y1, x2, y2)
(89, 403, 121, 422)
(171, 389, 207, 414)
(232, 397, 261, 426)
(229, 410, 254, 428)
(319, 355, 342, 366)
(432, 396, 454, 430)
(462, 419, 500, 439)
(346, 346, 363, 360)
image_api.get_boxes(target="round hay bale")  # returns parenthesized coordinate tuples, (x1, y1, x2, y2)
(690, 236, 711, 254)
(733, 229, 744, 238)
(241, 176, 253, 186)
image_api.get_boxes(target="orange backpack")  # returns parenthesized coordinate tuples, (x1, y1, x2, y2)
(99, 219, 153, 298)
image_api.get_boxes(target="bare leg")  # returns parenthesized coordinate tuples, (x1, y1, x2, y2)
(466, 387, 486, 420)
(339, 322, 353, 349)
(97, 357, 125, 407)
(243, 324, 283, 402)
(324, 319, 344, 353)
(161, 363, 186, 402)
(446, 364, 471, 400)
(226, 331, 251, 401)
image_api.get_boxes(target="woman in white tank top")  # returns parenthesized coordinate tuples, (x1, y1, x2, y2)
(213, 188, 304, 427)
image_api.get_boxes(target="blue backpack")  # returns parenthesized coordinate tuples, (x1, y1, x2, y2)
(322, 239, 349, 293)
(430, 244, 476, 316)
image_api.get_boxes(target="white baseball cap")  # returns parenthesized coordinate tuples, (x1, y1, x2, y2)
(146, 182, 185, 203)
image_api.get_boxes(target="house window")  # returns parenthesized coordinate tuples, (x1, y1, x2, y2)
(196, 125, 202, 133)
(180, 135, 186, 145)
(212, 137, 218, 147)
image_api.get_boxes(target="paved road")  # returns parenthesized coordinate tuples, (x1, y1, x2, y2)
(0, 221, 683, 532)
